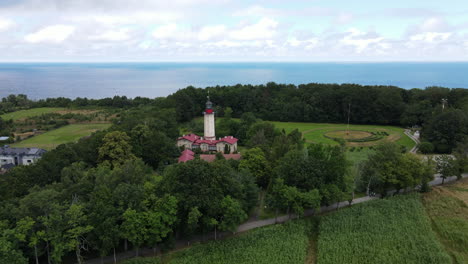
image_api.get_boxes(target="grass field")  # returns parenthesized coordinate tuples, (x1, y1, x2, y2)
(271, 121, 414, 164)
(0, 107, 66, 121)
(271, 121, 413, 148)
(317, 194, 451, 264)
(124, 220, 312, 264)
(422, 178, 468, 264)
(11, 123, 111, 150)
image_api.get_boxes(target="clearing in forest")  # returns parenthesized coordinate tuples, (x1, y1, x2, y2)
(11, 123, 111, 150)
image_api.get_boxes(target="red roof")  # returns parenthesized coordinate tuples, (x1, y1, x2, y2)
(178, 149, 195, 163)
(177, 134, 200, 142)
(205, 109, 214, 114)
(177, 134, 238, 145)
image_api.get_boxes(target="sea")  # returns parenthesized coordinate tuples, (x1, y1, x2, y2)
(0, 62, 467, 99)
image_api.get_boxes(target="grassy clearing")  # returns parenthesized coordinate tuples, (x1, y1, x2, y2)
(317, 194, 451, 264)
(272, 121, 414, 164)
(422, 178, 468, 263)
(124, 220, 313, 264)
(0, 107, 66, 121)
(11, 123, 111, 150)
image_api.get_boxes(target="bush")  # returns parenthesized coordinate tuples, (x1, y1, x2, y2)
(418, 142, 434, 154)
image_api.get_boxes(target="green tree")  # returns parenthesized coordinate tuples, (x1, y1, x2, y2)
(219, 195, 247, 233)
(121, 209, 147, 256)
(0, 221, 27, 264)
(239, 147, 270, 188)
(65, 204, 93, 264)
(98, 131, 136, 167)
(435, 155, 458, 184)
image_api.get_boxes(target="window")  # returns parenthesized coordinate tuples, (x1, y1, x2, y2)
(27, 160, 32, 163)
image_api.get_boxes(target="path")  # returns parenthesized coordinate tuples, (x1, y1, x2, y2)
(84, 172, 467, 264)
(404, 129, 420, 153)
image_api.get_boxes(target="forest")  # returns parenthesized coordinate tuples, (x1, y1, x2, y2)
(0, 83, 467, 263)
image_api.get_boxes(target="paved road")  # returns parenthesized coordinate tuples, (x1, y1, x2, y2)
(404, 129, 420, 153)
(85, 172, 467, 264)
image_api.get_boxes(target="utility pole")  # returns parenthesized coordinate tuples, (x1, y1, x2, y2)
(346, 103, 351, 136)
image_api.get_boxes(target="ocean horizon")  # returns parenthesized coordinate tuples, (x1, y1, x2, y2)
(1, 62, 468, 99)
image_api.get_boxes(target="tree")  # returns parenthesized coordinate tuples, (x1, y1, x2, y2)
(65, 204, 93, 264)
(239, 147, 270, 188)
(423, 109, 468, 153)
(219, 196, 247, 233)
(98, 131, 136, 167)
(121, 209, 147, 257)
(435, 155, 458, 184)
(186, 207, 202, 237)
(0, 221, 27, 264)
(418, 142, 434, 154)
(15, 217, 40, 264)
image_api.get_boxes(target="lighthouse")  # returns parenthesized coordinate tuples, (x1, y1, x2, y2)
(203, 96, 216, 140)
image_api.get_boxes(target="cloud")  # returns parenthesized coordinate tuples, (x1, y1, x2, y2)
(0, 17, 13, 31)
(229, 18, 278, 40)
(24, 25, 75, 43)
(287, 37, 318, 49)
(340, 28, 386, 53)
(90, 28, 131, 41)
(198, 25, 226, 41)
(152, 24, 179, 39)
(410, 32, 452, 43)
(233, 5, 279, 17)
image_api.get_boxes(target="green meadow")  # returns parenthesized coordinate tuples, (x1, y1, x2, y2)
(12, 123, 111, 150)
(0, 107, 66, 121)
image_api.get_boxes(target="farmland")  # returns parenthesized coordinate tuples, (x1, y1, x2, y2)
(422, 178, 468, 263)
(124, 220, 313, 264)
(317, 194, 451, 264)
(0, 107, 66, 121)
(11, 123, 111, 150)
(122, 193, 460, 264)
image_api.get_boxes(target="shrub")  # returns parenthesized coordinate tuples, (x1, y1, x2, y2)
(418, 142, 434, 154)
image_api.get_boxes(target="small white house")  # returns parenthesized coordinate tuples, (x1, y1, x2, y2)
(0, 146, 46, 167)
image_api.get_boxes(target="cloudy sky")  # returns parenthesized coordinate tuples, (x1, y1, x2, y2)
(0, 0, 467, 62)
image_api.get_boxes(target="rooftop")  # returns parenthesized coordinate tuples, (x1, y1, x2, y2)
(0, 146, 47, 156)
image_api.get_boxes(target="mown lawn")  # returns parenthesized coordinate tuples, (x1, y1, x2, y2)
(0, 107, 66, 121)
(11, 123, 111, 150)
(422, 178, 468, 264)
(317, 194, 451, 264)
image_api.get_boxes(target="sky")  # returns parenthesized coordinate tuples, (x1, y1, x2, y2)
(0, 0, 468, 62)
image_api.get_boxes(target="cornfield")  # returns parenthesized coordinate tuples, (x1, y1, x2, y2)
(317, 194, 451, 264)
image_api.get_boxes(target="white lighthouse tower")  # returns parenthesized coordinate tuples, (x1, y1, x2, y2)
(203, 96, 216, 140)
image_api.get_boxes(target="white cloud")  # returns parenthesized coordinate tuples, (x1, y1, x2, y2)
(198, 25, 226, 41)
(340, 28, 385, 53)
(233, 5, 278, 17)
(410, 32, 452, 43)
(24, 25, 75, 43)
(152, 24, 179, 39)
(0, 18, 14, 32)
(90, 28, 131, 41)
(287, 37, 318, 49)
(419, 17, 451, 32)
(230, 18, 278, 40)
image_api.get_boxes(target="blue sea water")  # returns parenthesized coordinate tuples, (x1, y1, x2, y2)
(0, 62, 467, 99)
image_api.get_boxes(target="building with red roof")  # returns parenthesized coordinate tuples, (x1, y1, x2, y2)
(177, 97, 240, 162)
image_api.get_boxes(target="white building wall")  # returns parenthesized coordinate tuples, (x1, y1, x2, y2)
(204, 113, 216, 140)
(0, 156, 14, 165)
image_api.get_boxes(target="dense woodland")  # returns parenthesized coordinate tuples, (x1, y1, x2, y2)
(0, 83, 467, 263)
